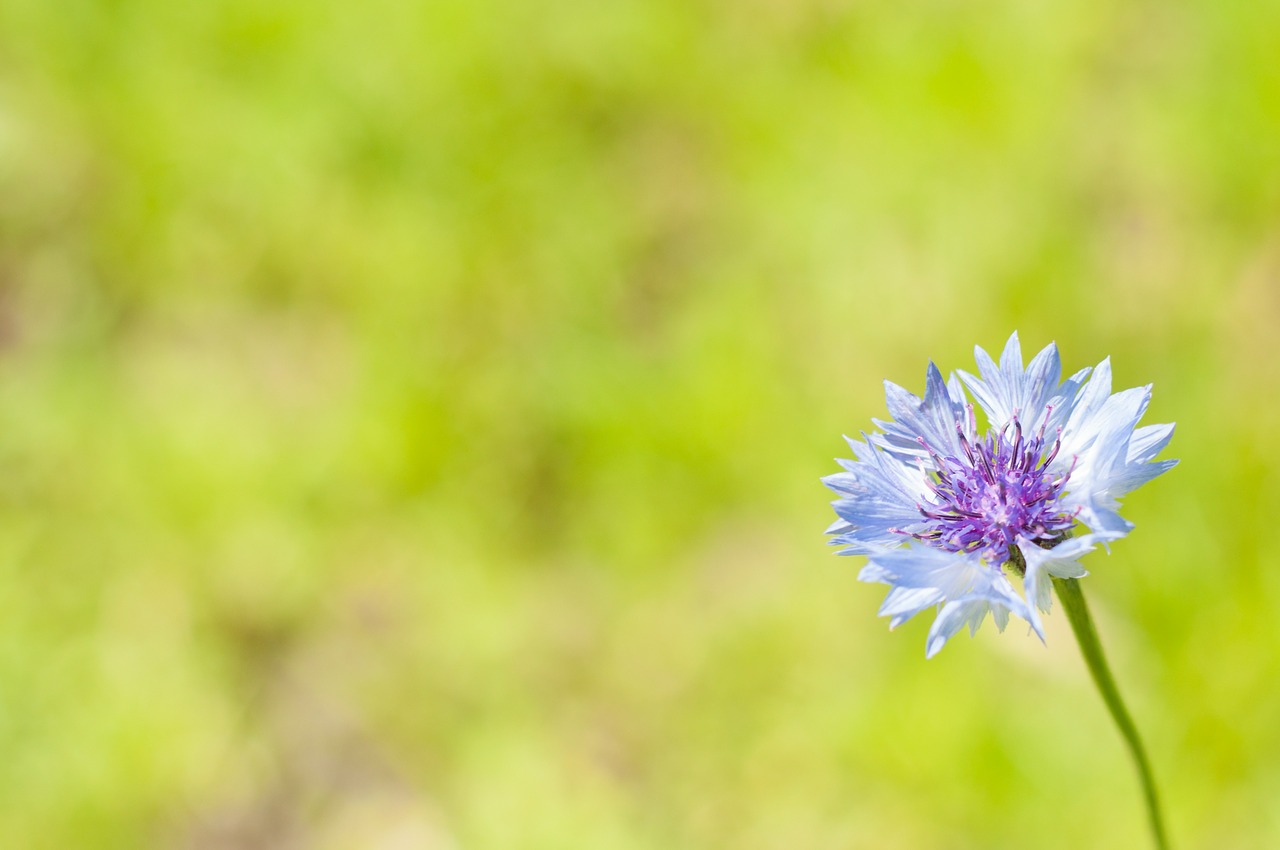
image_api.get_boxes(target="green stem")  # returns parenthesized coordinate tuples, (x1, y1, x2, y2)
(1053, 577, 1170, 850)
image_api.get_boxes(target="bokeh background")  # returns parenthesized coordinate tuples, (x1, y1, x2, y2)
(0, 1, 1276, 847)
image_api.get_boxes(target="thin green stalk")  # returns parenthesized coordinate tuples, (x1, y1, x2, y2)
(1053, 577, 1170, 850)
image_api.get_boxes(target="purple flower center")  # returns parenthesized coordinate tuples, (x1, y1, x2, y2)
(901, 413, 1077, 566)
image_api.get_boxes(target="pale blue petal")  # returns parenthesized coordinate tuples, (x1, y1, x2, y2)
(1074, 500, 1136, 537)
(1128, 423, 1175, 463)
(1058, 357, 1114, 460)
(1042, 364, 1092, 433)
(859, 545, 1031, 656)
(825, 517, 853, 535)
(1022, 341, 1063, 414)
(871, 362, 971, 460)
(1020, 563, 1050, 640)
(959, 336, 1017, 425)
(857, 560, 894, 584)
(1017, 533, 1116, 639)
(824, 435, 934, 554)
(926, 600, 987, 658)
(925, 590, 1025, 658)
(1059, 379, 1176, 532)
(999, 331, 1024, 376)
(958, 333, 1073, 430)
(878, 585, 947, 629)
(861, 546, 990, 598)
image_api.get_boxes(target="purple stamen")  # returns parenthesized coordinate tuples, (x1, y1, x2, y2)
(892, 414, 1077, 566)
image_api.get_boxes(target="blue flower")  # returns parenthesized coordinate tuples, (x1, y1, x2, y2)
(824, 333, 1176, 657)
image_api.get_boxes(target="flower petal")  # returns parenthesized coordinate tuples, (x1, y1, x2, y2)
(871, 362, 972, 461)
(1017, 533, 1119, 639)
(926, 599, 1011, 658)
(958, 333, 1077, 431)
(876, 585, 947, 629)
(858, 545, 1032, 657)
(824, 435, 932, 554)
(1128, 423, 1176, 464)
(1058, 377, 1177, 532)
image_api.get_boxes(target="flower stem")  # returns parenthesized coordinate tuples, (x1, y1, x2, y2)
(1053, 577, 1170, 850)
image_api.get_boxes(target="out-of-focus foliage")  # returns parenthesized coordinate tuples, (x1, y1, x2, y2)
(0, 0, 1276, 847)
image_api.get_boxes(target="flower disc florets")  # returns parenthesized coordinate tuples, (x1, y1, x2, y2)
(823, 333, 1176, 657)
(902, 412, 1077, 568)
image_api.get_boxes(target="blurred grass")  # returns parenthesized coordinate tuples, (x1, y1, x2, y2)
(0, 0, 1278, 847)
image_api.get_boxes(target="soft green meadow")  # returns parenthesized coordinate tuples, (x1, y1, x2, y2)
(0, 1, 1277, 847)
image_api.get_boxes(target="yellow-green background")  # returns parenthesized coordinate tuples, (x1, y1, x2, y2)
(0, 2, 1274, 847)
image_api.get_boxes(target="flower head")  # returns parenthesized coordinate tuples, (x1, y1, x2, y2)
(824, 333, 1176, 657)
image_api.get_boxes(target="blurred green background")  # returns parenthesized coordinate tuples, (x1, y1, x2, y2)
(0, 1, 1276, 847)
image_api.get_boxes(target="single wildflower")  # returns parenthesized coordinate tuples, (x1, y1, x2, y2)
(824, 332, 1176, 657)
